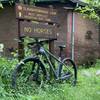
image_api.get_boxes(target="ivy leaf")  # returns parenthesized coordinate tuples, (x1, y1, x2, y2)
(0, 3, 3, 8)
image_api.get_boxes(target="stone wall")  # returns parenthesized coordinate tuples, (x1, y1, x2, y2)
(74, 13, 100, 65)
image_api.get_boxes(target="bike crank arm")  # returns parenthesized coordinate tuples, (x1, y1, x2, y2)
(56, 74, 72, 81)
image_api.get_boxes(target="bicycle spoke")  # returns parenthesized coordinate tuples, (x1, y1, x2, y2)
(12, 57, 47, 88)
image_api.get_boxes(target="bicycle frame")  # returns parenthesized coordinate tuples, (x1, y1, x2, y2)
(35, 45, 70, 80)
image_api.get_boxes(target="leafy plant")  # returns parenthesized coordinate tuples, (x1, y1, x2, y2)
(77, 0, 100, 23)
(0, 57, 100, 99)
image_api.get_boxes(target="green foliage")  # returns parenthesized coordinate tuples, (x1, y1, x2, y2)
(23, 37, 35, 56)
(0, 0, 45, 8)
(0, 57, 100, 99)
(23, 37, 49, 57)
(95, 59, 100, 67)
(77, 0, 100, 23)
(0, 2, 3, 8)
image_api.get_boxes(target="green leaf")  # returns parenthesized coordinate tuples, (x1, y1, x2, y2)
(0, 3, 3, 8)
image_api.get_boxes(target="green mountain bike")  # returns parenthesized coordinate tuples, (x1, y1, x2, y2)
(12, 39, 77, 88)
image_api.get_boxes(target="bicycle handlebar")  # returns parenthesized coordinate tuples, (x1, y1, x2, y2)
(27, 39, 57, 46)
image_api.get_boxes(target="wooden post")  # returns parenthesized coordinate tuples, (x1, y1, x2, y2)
(18, 20, 24, 61)
(49, 39, 55, 79)
(49, 40, 54, 54)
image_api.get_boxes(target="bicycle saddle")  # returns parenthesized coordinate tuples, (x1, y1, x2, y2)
(58, 45, 66, 49)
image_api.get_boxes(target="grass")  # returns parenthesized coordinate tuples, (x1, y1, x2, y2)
(0, 58, 100, 100)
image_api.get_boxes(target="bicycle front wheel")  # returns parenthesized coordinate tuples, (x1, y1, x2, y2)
(59, 58, 77, 85)
(12, 56, 47, 88)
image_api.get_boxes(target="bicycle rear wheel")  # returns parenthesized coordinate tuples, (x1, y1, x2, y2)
(12, 56, 47, 88)
(59, 58, 77, 85)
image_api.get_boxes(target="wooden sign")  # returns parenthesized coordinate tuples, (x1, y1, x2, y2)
(16, 3, 57, 23)
(20, 21, 57, 39)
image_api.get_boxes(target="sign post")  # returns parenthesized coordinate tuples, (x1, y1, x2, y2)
(16, 3, 57, 23)
(16, 3, 58, 61)
(17, 20, 25, 61)
(20, 21, 57, 39)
